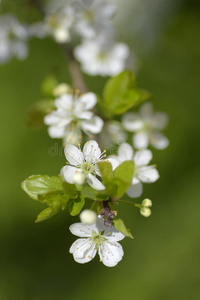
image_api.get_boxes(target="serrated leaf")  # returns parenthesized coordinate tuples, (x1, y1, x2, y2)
(114, 219, 134, 239)
(69, 195, 85, 216)
(21, 175, 63, 200)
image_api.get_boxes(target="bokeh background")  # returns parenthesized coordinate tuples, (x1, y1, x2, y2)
(0, 0, 200, 299)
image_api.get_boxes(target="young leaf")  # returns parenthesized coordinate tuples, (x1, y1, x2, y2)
(38, 192, 69, 210)
(113, 161, 135, 197)
(35, 207, 58, 223)
(63, 181, 79, 199)
(98, 161, 113, 186)
(113, 219, 134, 239)
(21, 175, 63, 200)
(81, 185, 108, 201)
(69, 195, 85, 216)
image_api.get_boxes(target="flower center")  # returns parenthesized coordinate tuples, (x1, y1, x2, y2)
(81, 162, 95, 174)
(90, 231, 106, 248)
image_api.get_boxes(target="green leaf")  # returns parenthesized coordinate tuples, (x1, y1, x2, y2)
(113, 161, 135, 197)
(81, 185, 108, 201)
(38, 192, 69, 210)
(63, 181, 79, 199)
(113, 219, 134, 239)
(101, 70, 151, 118)
(69, 195, 85, 216)
(21, 175, 63, 201)
(98, 161, 113, 186)
(35, 207, 58, 223)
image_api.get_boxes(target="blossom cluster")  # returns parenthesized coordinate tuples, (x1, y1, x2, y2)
(17, 0, 170, 267)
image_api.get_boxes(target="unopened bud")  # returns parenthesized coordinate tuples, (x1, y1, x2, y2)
(140, 207, 151, 217)
(142, 198, 152, 207)
(73, 172, 85, 185)
(53, 83, 71, 97)
(80, 209, 97, 225)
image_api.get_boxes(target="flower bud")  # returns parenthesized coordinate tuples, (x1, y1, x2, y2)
(142, 198, 152, 207)
(53, 83, 71, 97)
(80, 209, 97, 225)
(73, 172, 85, 185)
(140, 207, 151, 218)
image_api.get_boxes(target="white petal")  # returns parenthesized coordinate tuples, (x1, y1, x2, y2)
(61, 165, 79, 184)
(81, 116, 104, 134)
(138, 166, 159, 183)
(69, 223, 94, 237)
(98, 241, 124, 267)
(87, 174, 105, 191)
(122, 112, 144, 132)
(151, 112, 169, 130)
(48, 125, 65, 138)
(111, 43, 129, 60)
(103, 158, 119, 170)
(150, 132, 169, 150)
(55, 94, 73, 110)
(64, 144, 84, 165)
(78, 92, 97, 110)
(118, 143, 133, 160)
(134, 149, 152, 167)
(76, 111, 93, 120)
(133, 131, 149, 149)
(126, 178, 143, 198)
(44, 113, 61, 125)
(83, 140, 101, 162)
(104, 227, 125, 242)
(70, 238, 97, 264)
(139, 102, 153, 117)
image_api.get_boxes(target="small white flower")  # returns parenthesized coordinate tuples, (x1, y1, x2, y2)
(69, 218, 125, 267)
(122, 102, 169, 150)
(110, 143, 159, 198)
(80, 209, 97, 225)
(100, 120, 127, 148)
(61, 140, 118, 191)
(0, 14, 29, 63)
(74, 39, 129, 77)
(73, 0, 116, 39)
(44, 92, 104, 145)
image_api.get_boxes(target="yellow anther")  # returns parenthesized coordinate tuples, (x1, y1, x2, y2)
(88, 255, 91, 258)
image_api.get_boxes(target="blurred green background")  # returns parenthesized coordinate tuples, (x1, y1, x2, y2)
(0, 1, 200, 299)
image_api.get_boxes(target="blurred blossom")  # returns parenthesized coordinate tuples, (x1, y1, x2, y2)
(72, 0, 116, 39)
(0, 14, 29, 63)
(109, 143, 159, 198)
(122, 102, 169, 150)
(69, 218, 125, 266)
(99, 120, 127, 148)
(44, 92, 104, 145)
(74, 39, 129, 76)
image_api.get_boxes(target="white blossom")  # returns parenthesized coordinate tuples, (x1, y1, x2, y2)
(0, 14, 29, 63)
(61, 140, 118, 191)
(99, 120, 127, 148)
(74, 39, 129, 77)
(122, 102, 169, 150)
(110, 143, 159, 198)
(72, 0, 116, 39)
(80, 209, 97, 225)
(44, 92, 104, 145)
(69, 218, 125, 267)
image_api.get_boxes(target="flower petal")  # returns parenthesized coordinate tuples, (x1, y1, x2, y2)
(78, 92, 97, 110)
(104, 158, 119, 170)
(138, 166, 159, 183)
(98, 241, 124, 267)
(76, 111, 93, 120)
(70, 238, 97, 264)
(122, 112, 144, 132)
(104, 227, 125, 242)
(133, 131, 149, 149)
(134, 149, 152, 167)
(55, 94, 73, 110)
(126, 177, 143, 198)
(118, 143, 133, 160)
(61, 165, 79, 184)
(81, 116, 104, 134)
(48, 125, 65, 138)
(83, 140, 101, 162)
(64, 144, 84, 165)
(150, 132, 169, 150)
(69, 223, 95, 237)
(87, 174, 105, 191)
(151, 112, 169, 130)
(139, 102, 153, 117)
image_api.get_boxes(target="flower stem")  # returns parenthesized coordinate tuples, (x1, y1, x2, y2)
(116, 199, 142, 208)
